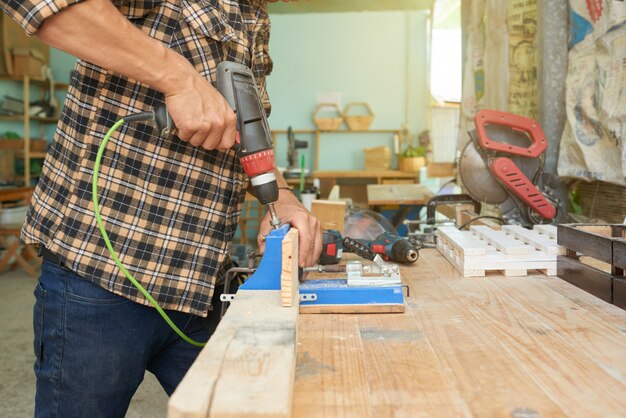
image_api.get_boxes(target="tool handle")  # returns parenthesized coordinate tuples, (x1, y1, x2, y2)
(342, 237, 376, 261)
(216, 61, 273, 157)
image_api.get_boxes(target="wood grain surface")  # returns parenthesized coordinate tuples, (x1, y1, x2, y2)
(292, 249, 626, 417)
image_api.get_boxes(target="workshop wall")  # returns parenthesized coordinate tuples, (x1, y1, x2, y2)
(267, 11, 429, 171)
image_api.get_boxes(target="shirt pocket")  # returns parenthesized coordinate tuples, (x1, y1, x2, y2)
(113, 0, 165, 20)
(181, 0, 237, 43)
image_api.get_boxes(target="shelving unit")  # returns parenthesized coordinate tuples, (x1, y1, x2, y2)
(0, 75, 67, 186)
(271, 128, 403, 170)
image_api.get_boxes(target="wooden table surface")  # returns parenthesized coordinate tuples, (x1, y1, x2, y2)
(293, 249, 626, 417)
(367, 183, 434, 205)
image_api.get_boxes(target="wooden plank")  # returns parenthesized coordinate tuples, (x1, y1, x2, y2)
(293, 316, 374, 418)
(169, 233, 299, 418)
(557, 255, 613, 303)
(491, 275, 626, 377)
(557, 224, 614, 263)
(533, 224, 557, 239)
(422, 252, 626, 416)
(413, 254, 567, 416)
(613, 278, 626, 310)
(366, 184, 433, 206)
(614, 239, 626, 270)
(437, 226, 487, 256)
(310, 200, 346, 233)
(470, 225, 530, 255)
(503, 225, 564, 254)
(357, 314, 468, 417)
(281, 229, 299, 307)
(299, 303, 404, 314)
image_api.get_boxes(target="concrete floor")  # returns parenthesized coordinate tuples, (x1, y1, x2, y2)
(0, 268, 168, 417)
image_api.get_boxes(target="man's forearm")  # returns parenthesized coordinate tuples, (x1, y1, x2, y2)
(36, 0, 198, 97)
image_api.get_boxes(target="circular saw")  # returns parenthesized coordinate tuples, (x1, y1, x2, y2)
(458, 110, 558, 225)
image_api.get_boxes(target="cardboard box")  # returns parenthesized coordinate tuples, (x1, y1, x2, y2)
(364, 146, 391, 170)
(1, 15, 50, 76)
(12, 48, 45, 78)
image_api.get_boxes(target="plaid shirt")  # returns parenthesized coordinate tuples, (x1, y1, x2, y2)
(3, 0, 273, 316)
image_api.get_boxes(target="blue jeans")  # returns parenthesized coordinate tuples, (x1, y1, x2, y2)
(34, 259, 217, 418)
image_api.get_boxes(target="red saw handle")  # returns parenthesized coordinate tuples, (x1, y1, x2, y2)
(474, 110, 547, 158)
(490, 157, 556, 219)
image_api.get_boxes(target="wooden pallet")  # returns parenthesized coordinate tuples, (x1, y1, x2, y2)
(437, 224, 564, 277)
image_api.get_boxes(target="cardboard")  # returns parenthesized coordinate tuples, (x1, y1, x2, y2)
(1, 15, 49, 76)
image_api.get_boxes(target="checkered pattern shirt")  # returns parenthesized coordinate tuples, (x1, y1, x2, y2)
(2, 0, 273, 316)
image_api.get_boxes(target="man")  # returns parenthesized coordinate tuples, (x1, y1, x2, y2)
(1, 0, 322, 416)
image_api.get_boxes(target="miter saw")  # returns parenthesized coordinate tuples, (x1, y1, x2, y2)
(458, 110, 560, 226)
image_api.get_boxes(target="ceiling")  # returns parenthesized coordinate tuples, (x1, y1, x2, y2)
(267, 0, 434, 14)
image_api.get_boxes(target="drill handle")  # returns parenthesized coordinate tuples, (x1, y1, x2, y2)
(216, 61, 273, 156)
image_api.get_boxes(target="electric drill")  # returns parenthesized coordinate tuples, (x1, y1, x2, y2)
(355, 232, 419, 264)
(319, 230, 419, 265)
(154, 61, 281, 228)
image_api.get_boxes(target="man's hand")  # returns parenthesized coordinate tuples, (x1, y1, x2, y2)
(165, 77, 237, 151)
(257, 189, 323, 267)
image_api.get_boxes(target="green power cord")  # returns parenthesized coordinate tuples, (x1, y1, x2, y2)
(93, 117, 206, 347)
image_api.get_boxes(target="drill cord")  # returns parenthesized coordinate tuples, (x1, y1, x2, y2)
(93, 117, 206, 347)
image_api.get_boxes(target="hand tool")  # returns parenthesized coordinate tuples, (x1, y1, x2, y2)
(154, 61, 282, 228)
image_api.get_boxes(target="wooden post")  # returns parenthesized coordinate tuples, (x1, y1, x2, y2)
(168, 230, 299, 418)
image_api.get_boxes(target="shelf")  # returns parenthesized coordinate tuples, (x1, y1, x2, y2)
(0, 75, 68, 89)
(0, 115, 58, 123)
(0, 115, 23, 122)
(17, 151, 47, 159)
(271, 129, 400, 135)
(31, 116, 59, 124)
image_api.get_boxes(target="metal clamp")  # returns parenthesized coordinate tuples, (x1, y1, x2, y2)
(299, 294, 318, 302)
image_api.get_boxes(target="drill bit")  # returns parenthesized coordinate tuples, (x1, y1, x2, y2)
(267, 203, 281, 229)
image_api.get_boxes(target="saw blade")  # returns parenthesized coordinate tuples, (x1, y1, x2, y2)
(458, 140, 509, 204)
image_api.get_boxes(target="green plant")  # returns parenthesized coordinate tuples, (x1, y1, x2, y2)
(402, 145, 426, 158)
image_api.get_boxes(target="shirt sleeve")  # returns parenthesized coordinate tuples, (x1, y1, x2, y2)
(2, 0, 87, 35)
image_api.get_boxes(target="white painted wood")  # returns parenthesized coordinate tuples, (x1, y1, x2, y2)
(470, 225, 530, 255)
(438, 226, 487, 256)
(437, 225, 558, 277)
(533, 224, 557, 240)
(502, 225, 565, 255)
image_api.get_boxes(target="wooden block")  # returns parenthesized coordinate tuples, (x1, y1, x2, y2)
(613, 278, 626, 310)
(503, 225, 564, 255)
(470, 225, 529, 255)
(613, 239, 626, 270)
(311, 199, 346, 233)
(557, 255, 613, 303)
(281, 229, 299, 307)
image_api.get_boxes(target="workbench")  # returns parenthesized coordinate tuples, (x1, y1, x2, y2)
(312, 170, 418, 207)
(292, 248, 626, 417)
